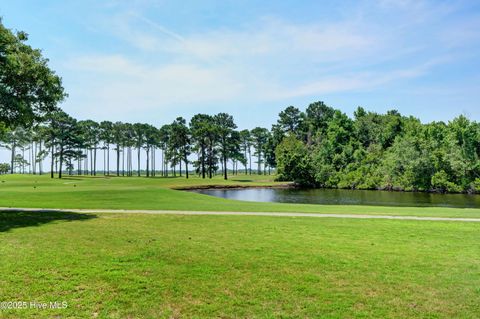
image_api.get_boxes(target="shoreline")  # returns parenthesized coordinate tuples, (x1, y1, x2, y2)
(172, 183, 295, 191)
(176, 183, 479, 196)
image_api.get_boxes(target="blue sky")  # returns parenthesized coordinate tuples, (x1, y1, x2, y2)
(1, 0, 480, 129)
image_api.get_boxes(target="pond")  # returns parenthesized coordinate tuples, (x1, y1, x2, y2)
(192, 188, 480, 208)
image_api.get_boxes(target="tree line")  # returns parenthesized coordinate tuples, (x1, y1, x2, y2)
(0, 111, 274, 179)
(272, 103, 480, 193)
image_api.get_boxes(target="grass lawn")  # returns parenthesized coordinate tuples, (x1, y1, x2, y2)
(1, 175, 480, 318)
(0, 211, 479, 318)
(1, 174, 480, 218)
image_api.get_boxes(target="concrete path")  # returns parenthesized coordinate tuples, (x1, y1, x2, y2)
(1, 207, 480, 222)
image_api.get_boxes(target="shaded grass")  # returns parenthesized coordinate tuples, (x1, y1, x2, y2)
(0, 210, 96, 232)
(1, 174, 480, 218)
(0, 212, 479, 318)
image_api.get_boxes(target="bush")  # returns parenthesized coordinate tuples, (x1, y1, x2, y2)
(470, 178, 480, 194)
(0, 163, 10, 174)
(275, 135, 316, 186)
(431, 170, 462, 193)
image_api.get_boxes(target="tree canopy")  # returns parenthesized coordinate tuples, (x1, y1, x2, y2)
(275, 104, 480, 193)
(0, 19, 66, 127)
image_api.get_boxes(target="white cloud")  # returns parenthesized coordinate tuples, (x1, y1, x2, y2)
(105, 13, 378, 64)
(63, 52, 446, 121)
(63, 54, 244, 119)
(58, 1, 466, 121)
(270, 57, 448, 99)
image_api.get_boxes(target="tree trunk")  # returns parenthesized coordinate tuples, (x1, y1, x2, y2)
(221, 158, 224, 177)
(116, 146, 120, 176)
(137, 147, 141, 177)
(39, 141, 43, 175)
(263, 152, 266, 175)
(10, 141, 15, 174)
(84, 148, 88, 175)
(208, 145, 213, 179)
(201, 146, 206, 179)
(107, 144, 110, 175)
(224, 156, 227, 180)
(59, 145, 64, 179)
(152, 147, 155, 177)
(94, 146, 97, 176)
(103, 147, 106, 176)
(32, 143, 34, 174)
(184, 153, 189, 179)
(257, 152, 261, 175)
(90, 149, 93, 176)
(249, 149, 252, 175)
(55, 146, 58, 174)
(79, 150, 82, 175)
(244, 149, 248, 175)
(126, 147, 130, 176)
(164, 151, 168, 177)
(122, 147, 125, 176)
(161, 149, 164, 177)
(50, 143, 54, 179)
(130, 147, 133, 176)
(33, 142, 37, 175)
(146, 148, 150, 177)
(179, 157, 182, 177)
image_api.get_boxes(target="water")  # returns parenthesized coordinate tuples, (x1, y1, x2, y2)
(192, 188, 480, 208)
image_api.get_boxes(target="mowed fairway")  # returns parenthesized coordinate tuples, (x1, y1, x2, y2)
(0, 212, 479, 318)
(1, 174, 480, 318)
(1, 174, 480, 218)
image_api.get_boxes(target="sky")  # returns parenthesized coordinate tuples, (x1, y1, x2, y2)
(1, 0, 480, 130)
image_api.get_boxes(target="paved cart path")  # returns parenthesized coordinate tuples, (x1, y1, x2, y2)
(2, 207, 480, 222)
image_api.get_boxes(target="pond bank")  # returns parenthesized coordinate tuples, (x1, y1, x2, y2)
(190, 187, 480, 209)
(177, 183, 480, 196)
(172, 183, 295, 191)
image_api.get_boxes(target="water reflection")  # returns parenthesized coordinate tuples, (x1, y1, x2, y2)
(192, 188, 480, 208)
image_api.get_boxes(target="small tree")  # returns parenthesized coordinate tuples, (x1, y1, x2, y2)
(250, 127, 269, 175)
(100, 121, 114, 175)
(190, 114, 215, 179)
(170, 117, 191, 179)
(0, 163, 11, 174)
(275, 135, 315, 186)
(239, 129, 251, 175)
(214, 113, 237, 180)
(46, 111, 83, 178)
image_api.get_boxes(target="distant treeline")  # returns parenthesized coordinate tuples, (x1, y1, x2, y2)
(273, 103, 480, 193)
(3, 99, 480, 195)
(0, 112, 273, 180)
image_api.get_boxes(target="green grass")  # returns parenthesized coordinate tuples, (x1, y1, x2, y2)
(1, 174, 480, 218)
(1, 175, 480, 317)
(0, 212, 479, 318)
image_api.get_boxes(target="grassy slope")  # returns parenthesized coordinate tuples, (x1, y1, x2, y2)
(0, 212, 479, 318)
(1, 174, 480, 218)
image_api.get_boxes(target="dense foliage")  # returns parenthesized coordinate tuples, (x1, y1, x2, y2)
(0, 162, 10, 174)
(0, 19, 66, 127)
(273, 103, 480, 193)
